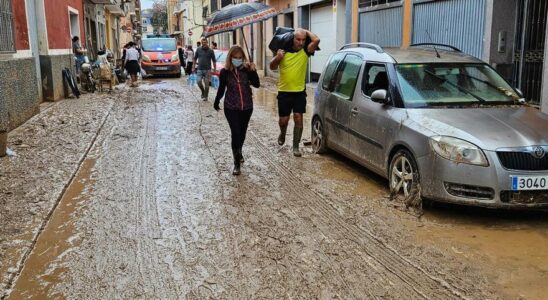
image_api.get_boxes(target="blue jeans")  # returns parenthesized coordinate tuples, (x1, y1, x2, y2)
(196, 69, 211, 98)
(75, 55, 85, 75)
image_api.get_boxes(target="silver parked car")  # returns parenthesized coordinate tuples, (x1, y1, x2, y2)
(312, 43, 548, 209)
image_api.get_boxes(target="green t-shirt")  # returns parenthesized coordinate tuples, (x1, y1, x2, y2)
(278, 49, 309, 92)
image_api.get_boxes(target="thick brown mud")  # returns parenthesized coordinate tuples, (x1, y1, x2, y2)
(0, 77, 546, 299)
(9, 159, 96, 299)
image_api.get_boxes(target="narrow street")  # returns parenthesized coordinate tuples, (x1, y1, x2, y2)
(1, 78, 547, 299)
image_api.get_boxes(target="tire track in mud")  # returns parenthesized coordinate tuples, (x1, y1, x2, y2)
(193, 94, 370, 298)
(195, 85, 437, 298)
(245, 132, 468, 299)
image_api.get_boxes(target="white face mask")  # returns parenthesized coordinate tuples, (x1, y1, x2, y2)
(232, 58, 243, 68)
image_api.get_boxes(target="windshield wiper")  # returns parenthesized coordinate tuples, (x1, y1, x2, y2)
(424, 69, 487, 103)
(456, 73, 521, 101)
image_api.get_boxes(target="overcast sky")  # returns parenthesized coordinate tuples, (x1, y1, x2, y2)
(141, 0, 153, 10)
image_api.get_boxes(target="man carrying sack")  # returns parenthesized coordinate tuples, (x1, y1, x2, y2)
(269, 28, 320, 157)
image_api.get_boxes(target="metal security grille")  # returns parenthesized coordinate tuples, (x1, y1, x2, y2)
(359, 0, 401, 9)
(0, 0, 15, 53)
(513, 0, 548, 104)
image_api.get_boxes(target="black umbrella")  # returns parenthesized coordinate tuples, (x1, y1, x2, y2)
(204, 2, 278, 61)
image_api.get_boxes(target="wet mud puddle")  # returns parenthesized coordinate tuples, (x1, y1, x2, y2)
(8, 159, 96, 299)
(417, 209, 548, 300)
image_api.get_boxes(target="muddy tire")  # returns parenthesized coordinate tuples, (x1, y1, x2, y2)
(311, 117, 328, 154)
(389, 149, 421, 208)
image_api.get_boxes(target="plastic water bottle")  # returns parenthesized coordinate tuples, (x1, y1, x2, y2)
(211, 75, 219, 89)
(189, 73, 197, 86)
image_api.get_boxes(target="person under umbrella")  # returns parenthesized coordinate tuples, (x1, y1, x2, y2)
(213, 45, 260, 175)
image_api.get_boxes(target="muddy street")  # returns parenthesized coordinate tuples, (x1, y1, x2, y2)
(1, 78, 547, 299)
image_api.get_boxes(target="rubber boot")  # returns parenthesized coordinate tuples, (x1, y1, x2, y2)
(278, 126, 287, 145)
(0, 131, 7, 157)
(238, 147, 244, 163)
(232, 149, 241, 175)
(293, 127, 303, 157)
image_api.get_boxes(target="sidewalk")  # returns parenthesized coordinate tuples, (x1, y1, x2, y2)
(0, 93, 117, 297)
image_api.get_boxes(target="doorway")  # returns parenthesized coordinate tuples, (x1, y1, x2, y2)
(512, 0, 548, 104)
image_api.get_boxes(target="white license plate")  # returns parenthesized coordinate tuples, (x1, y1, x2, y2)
(511, 175, 548, 191)
(156, 66, 169, 70)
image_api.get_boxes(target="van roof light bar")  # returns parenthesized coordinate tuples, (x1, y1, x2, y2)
(339, 43, 384, 53)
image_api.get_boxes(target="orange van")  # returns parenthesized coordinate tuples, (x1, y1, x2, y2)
(140, 37, 181, 77)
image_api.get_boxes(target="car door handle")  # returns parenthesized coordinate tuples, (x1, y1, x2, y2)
(351, 108, 359, 116)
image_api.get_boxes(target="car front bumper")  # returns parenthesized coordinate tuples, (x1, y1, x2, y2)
(418, 151, 548, 209)
(141, 63, 181, 75)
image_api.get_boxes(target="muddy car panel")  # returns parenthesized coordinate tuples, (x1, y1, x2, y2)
(313, 45, 548, 209)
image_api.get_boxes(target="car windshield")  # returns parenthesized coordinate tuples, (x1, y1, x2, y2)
(395, 63, 520, 107)
(142, 39, 177, 51)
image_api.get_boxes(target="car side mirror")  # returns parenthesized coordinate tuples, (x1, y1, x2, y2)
(371, 89, 389, 104)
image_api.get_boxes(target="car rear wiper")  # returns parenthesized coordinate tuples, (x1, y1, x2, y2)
(424, 69, 487, 103)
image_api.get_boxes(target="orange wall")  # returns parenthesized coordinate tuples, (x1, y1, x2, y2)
(12, 0, 29, 50)
(45, 0, 84, 49)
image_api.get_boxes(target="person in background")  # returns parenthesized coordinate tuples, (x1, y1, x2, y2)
(124, 42, 141, 87)
(213, 45, 260, 175)
(72, 36, 86, 75)
(121, 43, 129, 70)
(178, 43, 185, 71)
(212, 42, 218, 50)
(269, 28, 320, 157)
(184, 45, 194, 76)
(192, 38, 217, 101)
(197, 41, 201, 48)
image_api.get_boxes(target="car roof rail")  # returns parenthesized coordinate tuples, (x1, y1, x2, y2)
(410, 43, 462, 52)
(339, 43, 384, 53)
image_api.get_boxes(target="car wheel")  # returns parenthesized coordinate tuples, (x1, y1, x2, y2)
(311, 117, 328, 154)
(389, 149, 421, 208)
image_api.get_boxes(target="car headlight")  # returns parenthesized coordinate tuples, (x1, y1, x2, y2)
(142, 55, 151, 62)
(172, 55, 179, 62)
(429, 136, 489, 166)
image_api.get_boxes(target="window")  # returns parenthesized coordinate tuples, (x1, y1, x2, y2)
(333, 54, 363, 100)
(363, 64, 389, 97)
(322, 53, 346, 91)
(359, 0, 401, 9)
(0, 0, 15, 53)
(221, 0, 232, 8)
(211, 0, 219, 13)
(394, 63, 518, 108)
(69, 9, 80, 40)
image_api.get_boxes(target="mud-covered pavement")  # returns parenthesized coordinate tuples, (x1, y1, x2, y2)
(1, 77, 547, 299)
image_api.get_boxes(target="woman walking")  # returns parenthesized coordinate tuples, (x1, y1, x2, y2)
(124, 42, 141, 87)
(213, 45, 260, 175)
(184, 45, 194, 76)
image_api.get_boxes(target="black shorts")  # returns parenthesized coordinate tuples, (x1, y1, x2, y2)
(277, 91, 307, 117)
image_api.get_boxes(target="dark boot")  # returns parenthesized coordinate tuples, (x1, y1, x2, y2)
(278, 126, 287, 145)
(232, 149, 241, 175)
(293, 127, 303, 157)
(238, 147, 244, 163)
